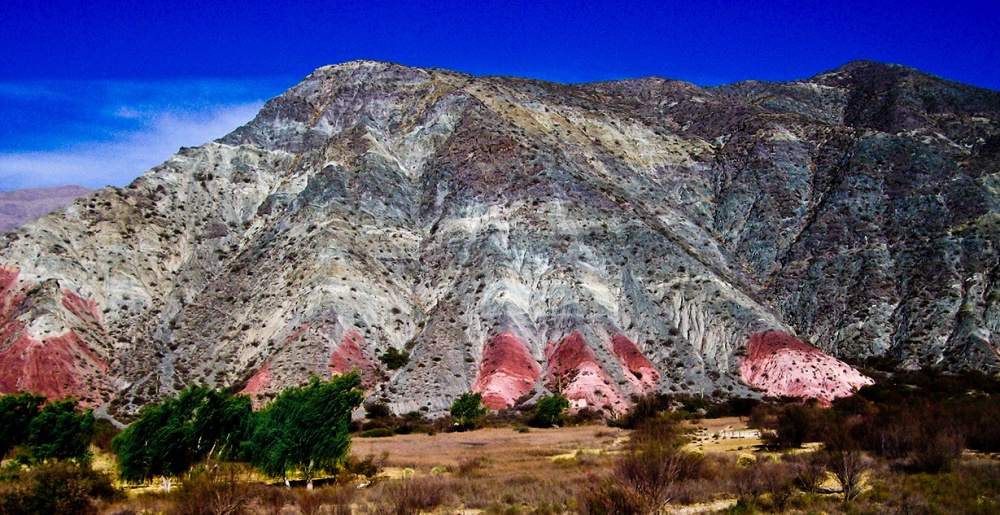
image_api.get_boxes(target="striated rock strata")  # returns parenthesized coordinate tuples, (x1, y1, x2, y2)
(0, 60, 998, 418)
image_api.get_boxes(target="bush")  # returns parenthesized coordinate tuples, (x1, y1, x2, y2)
(529, 394, 570, 428)
(175, 463, 258, 515)
(359, 427, 395, 438)
(365, 401, 392, 420)
(786, 453, 827, 494)
(732, 460, 796, 512)
(580, 479, 644, 515)
(90, 419, 120, 453)
(610, 393, 669, 429)
(450, 393, 487, 431)
(373, 476, 452, 515)
(612, 432, 703, 513)
(378, 348, 410, 370)
(909, 425, 964, 474)
(343, 453, 386, 479)
(751, 403, 818, 450)
(827, 449, 874, 502)
(0, 462, 120, 515)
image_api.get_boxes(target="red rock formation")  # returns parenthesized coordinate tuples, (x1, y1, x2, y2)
(472, 332, 540, 410)
(0, 332, 108, 403)
(739, 330, 873, 403)
(241, 363, 271, 397)
(61, 290, 103, 330)
(610, 334, 660, 393)
(329, 329, 381, 389)
(0, 265, 109, 405)
(545, 331, 626, 413)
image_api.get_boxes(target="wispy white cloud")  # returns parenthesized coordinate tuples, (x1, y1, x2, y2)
(0, 102, 262, 189)
(0, 79, 290, 190)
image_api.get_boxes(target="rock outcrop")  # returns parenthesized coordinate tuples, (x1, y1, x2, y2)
(739, 330, 874, 402)
(1, 60, 998, 417)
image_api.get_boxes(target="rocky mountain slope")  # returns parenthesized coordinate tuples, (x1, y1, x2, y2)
(0, 185, 90, 233)
(1, 60, 997, 418)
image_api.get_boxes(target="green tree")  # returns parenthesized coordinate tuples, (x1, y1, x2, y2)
(0, 392, 45, 458)
(248, 373, 364, 489)
(378, 348, 410, 370)
(26, 399, 95, 463)
(529, 393, 570, 428)
(112, 387, 251, 491)
(450, 392, 487, 431)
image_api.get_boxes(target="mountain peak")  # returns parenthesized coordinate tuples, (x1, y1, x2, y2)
(2, 62, 999, 418)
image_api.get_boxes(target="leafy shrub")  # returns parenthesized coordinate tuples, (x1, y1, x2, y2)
(365, 401, 392, 419)
(378, 348, 410, 370)
(0, 462, 120, 515)
(529, 394, 569, 428)
(450, 393, 488, 431)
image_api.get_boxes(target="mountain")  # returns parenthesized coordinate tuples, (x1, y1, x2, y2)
(1, 60, 998, 419)
(0, 185, 90, 233)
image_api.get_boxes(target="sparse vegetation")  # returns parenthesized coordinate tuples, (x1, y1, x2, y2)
(449, 392, 488, 431)
(529, 393, 570, 428)
(378, 348, 410, 370)
(0, 369, 996, 513)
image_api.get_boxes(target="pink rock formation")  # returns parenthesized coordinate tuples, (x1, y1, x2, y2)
(472, 332, 540, 410)
(0, 265, 109, 405)
(545, 331, 627, 413)
(61, 290, 103, 329)
(329, 329, 381, 389)
(610, 334, 660, 393)
(241, 363, 272, 397)
(739, 330, 874, 403)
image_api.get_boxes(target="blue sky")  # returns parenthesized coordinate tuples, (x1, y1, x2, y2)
(1, 0, 998, 190)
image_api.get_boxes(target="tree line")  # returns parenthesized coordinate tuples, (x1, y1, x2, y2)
(1, 372, 365, 492)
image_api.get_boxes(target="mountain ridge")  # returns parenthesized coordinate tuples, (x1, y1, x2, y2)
(1, 60, 997, 419)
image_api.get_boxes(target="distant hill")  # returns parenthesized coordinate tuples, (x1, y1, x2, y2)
(0, 185, 90, 233)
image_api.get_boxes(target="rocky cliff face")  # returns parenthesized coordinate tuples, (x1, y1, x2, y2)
(1, 61, 998, 418)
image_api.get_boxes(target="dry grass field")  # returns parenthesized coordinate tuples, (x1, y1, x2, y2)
(351, 425, 629, 471)
(349, 425, 628, 509)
